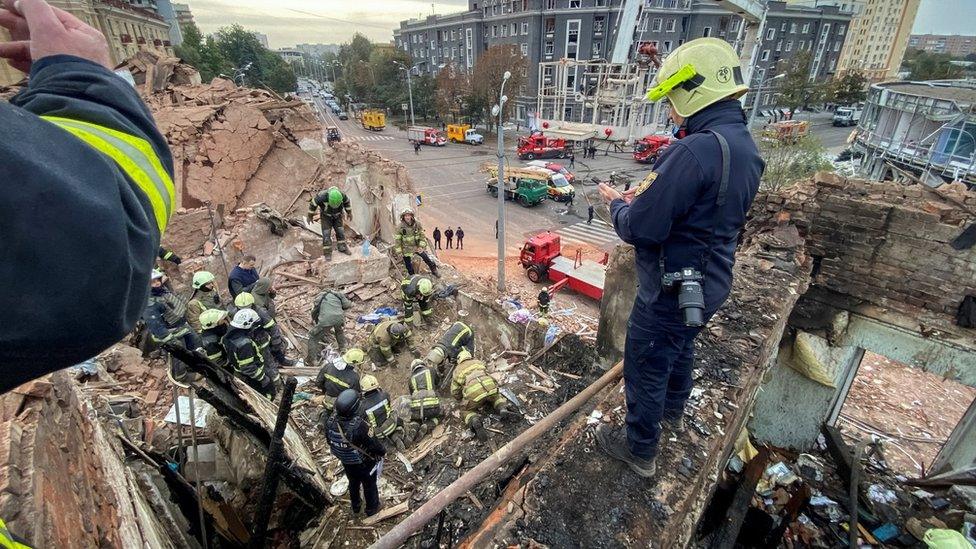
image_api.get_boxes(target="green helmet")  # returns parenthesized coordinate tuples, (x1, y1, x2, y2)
(199, 309, 228, 330)
(418, 277, 433, 297)
(327, 186, 343, 208)
(646, 37, 748, 118)
(192, 270, 216, 290)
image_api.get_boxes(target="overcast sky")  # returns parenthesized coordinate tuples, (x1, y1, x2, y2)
(192, 0, 967, 50)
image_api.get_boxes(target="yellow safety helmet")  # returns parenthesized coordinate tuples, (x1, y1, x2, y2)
(425, 346, 445, 364)
(199, 309, 228, 330)
(418, 277, 434, 296)
(456, 349, 472, 363)
(411, 358, 427, 372)
(343, 348, 366, 366)
(646, 37, 748, 118)
(360, 374, 380, 393)
(192, 270, 216, 290)
(234, 292, 255, 308)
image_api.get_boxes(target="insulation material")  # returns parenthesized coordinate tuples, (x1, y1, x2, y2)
(785, 330, 838, 388)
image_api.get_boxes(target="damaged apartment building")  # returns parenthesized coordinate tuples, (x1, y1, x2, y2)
(1, 53, 976, 549)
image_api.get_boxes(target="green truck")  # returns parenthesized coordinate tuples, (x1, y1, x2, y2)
(485, 167, 549, 207)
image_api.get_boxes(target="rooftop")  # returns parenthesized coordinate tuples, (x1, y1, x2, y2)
(876, 80, 976, 108)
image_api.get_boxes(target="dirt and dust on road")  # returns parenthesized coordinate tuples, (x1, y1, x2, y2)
(837, 352, 976, 477)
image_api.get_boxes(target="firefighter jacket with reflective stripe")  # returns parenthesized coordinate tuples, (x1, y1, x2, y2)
(158, 246, 179, 263)
(451, 359, 499, 403)
(437, 321, 473, 359)
(144, 288, 191, 343)
(1, 55, 174, 392)
(394, 219, 427, 255)
(309, 190, 352, 218)
(200, 326, 228, 366)
(221, 328, 266, 382)
(401, 275, 432, 303)
(0, 519, 31, 549)
(326, 413, 386, 465)
(317, 362, 361, 398)
(363, 389, 397, 437)
(369, 320, 414, 350)
(409, 366, 441, 411)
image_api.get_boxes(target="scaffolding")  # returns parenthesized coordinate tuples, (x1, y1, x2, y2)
(534, 58, 664, 144)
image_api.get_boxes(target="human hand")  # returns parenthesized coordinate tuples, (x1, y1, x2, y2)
(598, 182, 624, 204)
(0, 0, 111, 74)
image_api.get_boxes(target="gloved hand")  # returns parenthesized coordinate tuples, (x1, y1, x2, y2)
(170, 253, 183, 265)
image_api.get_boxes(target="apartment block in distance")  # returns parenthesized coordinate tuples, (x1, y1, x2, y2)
(909, 34, 976, 58)
(836, 0, 920, 82)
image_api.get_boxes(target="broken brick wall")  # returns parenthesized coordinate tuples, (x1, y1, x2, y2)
(750, 172, 976, 323)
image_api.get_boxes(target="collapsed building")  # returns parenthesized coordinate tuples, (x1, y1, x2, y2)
(2, 53, 976, 548)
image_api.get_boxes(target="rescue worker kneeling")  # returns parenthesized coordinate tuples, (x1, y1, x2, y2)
(425, 321, 474, 378)
(360, 375, 408, 451)
(405, 359, 442, 439)
(198, 309, 230, 368)
(222, 309, 276, 399)
(316, 348, 364, 412)
(451, 350, 518, 441)
(401, 274, 435, 324)
(367, 319, 419, 366)
(326, 389, 386, 517)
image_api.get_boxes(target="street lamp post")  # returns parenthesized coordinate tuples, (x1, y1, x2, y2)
(394, 61, 417, 126)
(748, 72, 785, 129)
(494, 70, 512, 292)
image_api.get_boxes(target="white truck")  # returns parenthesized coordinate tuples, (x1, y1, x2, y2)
(832, 106, 863, 127)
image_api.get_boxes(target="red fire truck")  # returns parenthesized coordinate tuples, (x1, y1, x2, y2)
(633, 135, 672, 164)
(517, 133, 571, 160)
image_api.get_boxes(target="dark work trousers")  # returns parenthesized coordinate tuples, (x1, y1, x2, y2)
(320, 214, 347, 254)
(343, 461, 381, 515)
(446, 237, 453, 249)
(434, 237, 441, 249)
(457, 236, 464, 249)
(403, 252, 437, 276)
(623, 298, 712, 460)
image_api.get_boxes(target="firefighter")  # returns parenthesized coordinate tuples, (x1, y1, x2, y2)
(405, 359, 442, 439)
(394, 208, 439, 277)
(0, 1, 177, 393)
(401, 274, 435, 324)
(186, 270, 222, 333)
(307, 185, 352, 257)
(222, 309, 276, 399)
(198, 309, 230, 368)
(451, 350, 518, 441)
(538, 286, 551, 316)
(325, 389, 386, 517)
(316, 348, 364, 412)
(425, 321, 474, 378)
(367, 319, 418, 366)
(360, 375, 407, 451)
(143, 270, 202, 386)
(234, 292, 296, 371)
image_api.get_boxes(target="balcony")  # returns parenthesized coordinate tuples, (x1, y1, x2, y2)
(136, 36, 146, 45)
(153, 39, 162, 46)
(120, 34, 132, 44)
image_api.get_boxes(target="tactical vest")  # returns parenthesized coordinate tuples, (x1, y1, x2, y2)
(327, 415, 366, 465)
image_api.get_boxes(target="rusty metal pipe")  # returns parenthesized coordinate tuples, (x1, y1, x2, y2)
(370, 361, 623, 549)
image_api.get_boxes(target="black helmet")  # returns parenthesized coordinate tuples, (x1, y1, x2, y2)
(389, 322, 407, 338)
(335, 388, 361, 418)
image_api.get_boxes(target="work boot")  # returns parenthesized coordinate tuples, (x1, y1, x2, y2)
(663, 415, 685, 433)
(277, 356, 298, 367)
(499, 406, 522, 421)
(416, 422, 430, 440)
(338, 243, 352, 255)
(469, 415, 488, 441)
(595, 424, 657, 478)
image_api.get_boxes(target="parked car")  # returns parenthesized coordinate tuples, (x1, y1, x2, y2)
(526, 160, 576, 183)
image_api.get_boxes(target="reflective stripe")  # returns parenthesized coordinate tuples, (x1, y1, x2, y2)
(41, 116, 174, 233)
(0, 519, 31, 549)
(264, 318, 276, 329)
(324, 374, 350, 389)
(238, 356, 255, 365)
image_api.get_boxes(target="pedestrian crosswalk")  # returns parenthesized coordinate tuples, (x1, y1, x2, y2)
(345, 134, 396, 142)
(555, 219, 620, 249)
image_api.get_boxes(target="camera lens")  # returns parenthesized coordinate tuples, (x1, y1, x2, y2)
(678, 280, 705, 327)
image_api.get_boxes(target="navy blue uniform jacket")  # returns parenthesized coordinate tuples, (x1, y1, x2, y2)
(610, 100, 764, 314)
(0, 56, 171, 392)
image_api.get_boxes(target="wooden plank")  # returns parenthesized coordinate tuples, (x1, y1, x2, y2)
(527, 364, 553, 382)
(525, 383, 554, 395)
(553, 370, 582, 380)
(277, 271, 323, 286)
(362, 501, 409, 525)
(709, 447, 770, 549)
(354, 285, 388, 302)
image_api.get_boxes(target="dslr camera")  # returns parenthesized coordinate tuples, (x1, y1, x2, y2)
(662, 268, 705, 327)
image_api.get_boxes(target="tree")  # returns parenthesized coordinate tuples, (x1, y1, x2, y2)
(435, 62, 471, 123)
(174, 22, 230, 82)
(758, 134, 833, 190)
(827, 70, 868, 105)
(903, 48, 964, 80)
(172, 23, 295, 93)
(774, 51, 824, 111)
(470, 45, 527, 132)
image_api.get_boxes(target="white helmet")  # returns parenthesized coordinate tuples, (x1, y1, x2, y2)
(231, 308, 261, 329)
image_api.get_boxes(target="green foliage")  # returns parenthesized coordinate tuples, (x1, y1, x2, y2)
(826, 70, 868, 105)
(758, 134, 833, 190)
(173, 23, 295, 93)
(903, 48, 964, 80)
(774, 51, 824, 111)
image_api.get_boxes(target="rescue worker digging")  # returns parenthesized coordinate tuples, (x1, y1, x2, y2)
(425, 321, 474, 378)
(316, 348, 363, 412)
(367, 319, 418, 366)
(405, 359, 442, 439)
(326, 389, 386, 517)
(186, 270, 222, 333)
(597, 38, 764, 478)
(451, 350, 519, 441)
(307, 185, 352, 257)
(143, 270, 202, 386)
(394, 208, 439, 277)
(222, 309, 276, 399)
(306, 288, 352, 365)
(360, 374, 408, 451)
(401, 274, 435, 324)
(198, 309, 230, 368)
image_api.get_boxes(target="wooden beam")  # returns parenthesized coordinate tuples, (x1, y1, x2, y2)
(362, 501, 410, 526)
(709, 447, 770, 549)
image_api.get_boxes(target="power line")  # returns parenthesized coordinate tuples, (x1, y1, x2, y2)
(283, 8, 393, 30)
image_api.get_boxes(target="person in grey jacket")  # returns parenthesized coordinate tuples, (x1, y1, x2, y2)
(306, 289, 352, 365)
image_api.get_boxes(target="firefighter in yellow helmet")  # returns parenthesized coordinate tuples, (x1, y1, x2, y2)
(450, 350, 519, 441)
(401, 274, 435, 324)
(186, 270, 222, 333)
(316, 348, 364, 411)
(596, 38, 763, 478)
(359, 374, 408, 451)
